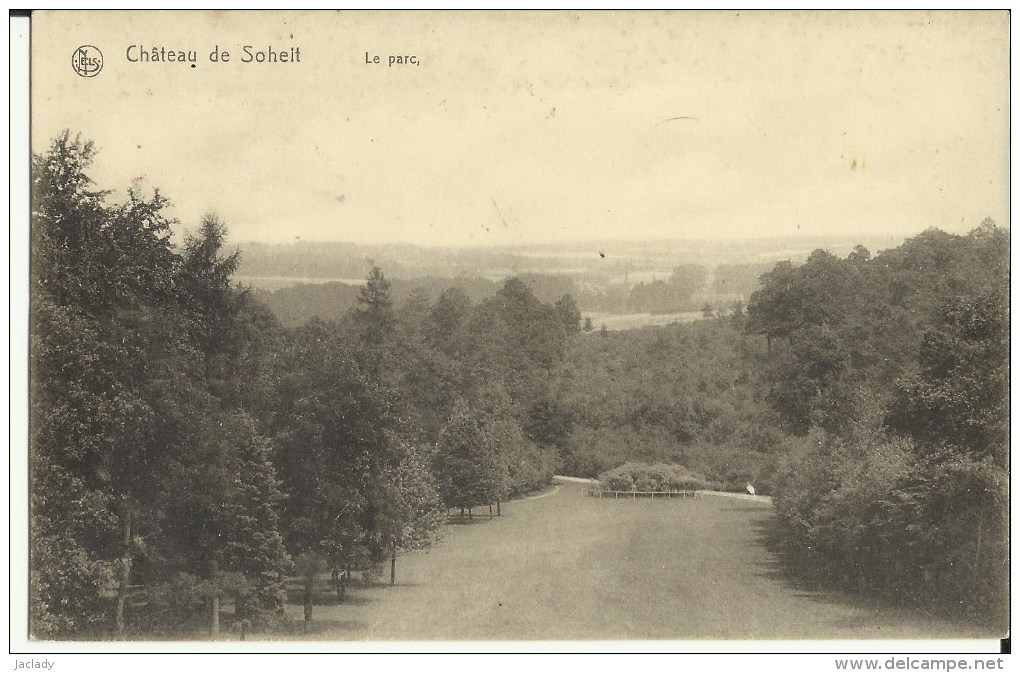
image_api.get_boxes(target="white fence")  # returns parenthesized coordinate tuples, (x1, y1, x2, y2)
(586, 489, 697, 499)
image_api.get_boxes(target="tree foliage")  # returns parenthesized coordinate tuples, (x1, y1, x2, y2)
(30, 133, 289, 636)
(758, 222, 1009, 626)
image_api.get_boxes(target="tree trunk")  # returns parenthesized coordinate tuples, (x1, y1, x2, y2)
(207, 558, 219, 636)
(468, 508, 472, 519)
(332, 568, 341, 603)
(235, 596, 247, 640)
(460, 507, 464, 519)
(497, 500, 501, 517)
(208, 575, 218, 636)
(390, 545, 397, 585)
(211, 591, 220, 637)
(115, 509, 132, 639)
(339, 564, 347, 604)
(974, 514, 985, 588)
(303, 576, 313, 633)
(489, 503, 493, 519)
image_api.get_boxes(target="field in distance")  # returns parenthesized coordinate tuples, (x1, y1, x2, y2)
(582, 311, 706, 331)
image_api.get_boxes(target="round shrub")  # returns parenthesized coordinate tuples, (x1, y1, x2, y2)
(597, 462, 710, 492)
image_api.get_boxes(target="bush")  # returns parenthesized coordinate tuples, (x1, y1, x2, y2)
(601, 470, 634, 491)
(772, 430, 1008, 627)
(135, 572, 212, 634)
(134, 571, 261, 635)
(683, 443, 776, 494)
(507, 441, 557, 496)
(597, 462, 711, 492)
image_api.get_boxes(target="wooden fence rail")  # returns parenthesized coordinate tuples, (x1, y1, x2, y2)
(586, 489, 698, 499)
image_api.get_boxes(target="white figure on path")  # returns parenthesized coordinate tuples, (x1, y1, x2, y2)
(746, 484, 756, 496)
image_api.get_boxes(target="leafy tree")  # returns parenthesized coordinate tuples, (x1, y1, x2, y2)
(273, 319, 395, 597)
(383, 439, 446, 584)
(745, 260, 803, 344)
(148, 396, 290, 633)
(759, 223, 1008, 625)
(220, 418, 291, 619)
(425, 288, 472, 354)
(292, 551, 328, 632)
(166, 214, 291, 630)
(887, 290, 1008, 464)
(31, 133, 292, 638)
(554, 294, 582, 335)
(178, 214, 241, 353)
(434, 399, 505, 516)
(31, 133, 184, 636)
(355, 265, 396, 347)
(388, 286, 462, 440)
(29, 455, 117, 636)
(524, 397, 573, 455)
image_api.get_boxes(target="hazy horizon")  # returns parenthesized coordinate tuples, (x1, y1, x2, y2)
(229, 230, 917, 247)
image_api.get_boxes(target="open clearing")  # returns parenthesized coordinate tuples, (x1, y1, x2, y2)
(279, 481, 989, 641)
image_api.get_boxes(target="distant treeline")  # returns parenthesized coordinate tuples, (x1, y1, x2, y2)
(237, 237, 901, 283)
(253, 264, 772, 327)
(252, 276, 500, 327)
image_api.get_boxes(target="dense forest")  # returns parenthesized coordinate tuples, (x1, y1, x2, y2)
(29, 134, 1008, 638)
(750, 229, 1009, 621)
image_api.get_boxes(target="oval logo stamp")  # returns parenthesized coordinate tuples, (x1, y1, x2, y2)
(71, 45, 103, 77)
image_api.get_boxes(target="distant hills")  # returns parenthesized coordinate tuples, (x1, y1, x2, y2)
(235, 235, 906, 284)
(236, 235, 909, 328)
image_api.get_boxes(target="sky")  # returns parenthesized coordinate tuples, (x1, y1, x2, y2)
(30, 10, 1010, 248)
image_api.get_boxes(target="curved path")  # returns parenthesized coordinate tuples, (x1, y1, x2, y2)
(282, 480, 991, 641)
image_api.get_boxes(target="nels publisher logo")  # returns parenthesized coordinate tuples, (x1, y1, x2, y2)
(71, 45, 103, 77)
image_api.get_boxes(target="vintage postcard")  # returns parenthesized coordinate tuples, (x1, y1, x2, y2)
(16, 9, 1009, 657)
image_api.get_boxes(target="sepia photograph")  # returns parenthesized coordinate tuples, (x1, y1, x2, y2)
(15, 9, 1010, 654)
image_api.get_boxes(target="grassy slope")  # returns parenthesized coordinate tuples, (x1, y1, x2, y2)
(278, 482, 989, 641)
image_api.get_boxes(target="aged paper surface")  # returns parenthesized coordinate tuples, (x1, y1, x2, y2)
(21, 9, 1008, 655)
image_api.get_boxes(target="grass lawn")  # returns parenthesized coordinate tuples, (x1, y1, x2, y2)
(273, 481, 992, 641)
